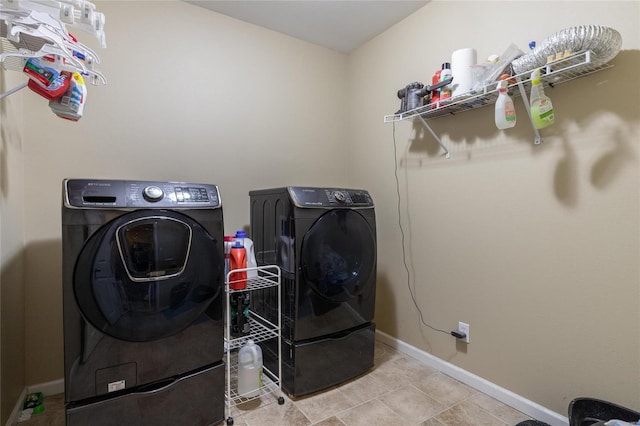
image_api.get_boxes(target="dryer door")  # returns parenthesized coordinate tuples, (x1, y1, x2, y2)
(298, 209, 376, 339)
(74, 209, 222, 342)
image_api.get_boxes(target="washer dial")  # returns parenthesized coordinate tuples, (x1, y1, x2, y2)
(143, 186, 164, 202)
(333, 191, 346, 202)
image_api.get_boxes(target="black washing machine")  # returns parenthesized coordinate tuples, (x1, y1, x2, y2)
(249, 186, 376, 396)
(62, 179, 225, 426)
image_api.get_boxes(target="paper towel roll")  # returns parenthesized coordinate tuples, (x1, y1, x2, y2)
(451, 48, 477, 97)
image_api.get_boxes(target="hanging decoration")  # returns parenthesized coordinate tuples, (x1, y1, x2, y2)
(0, 0, 107, 121)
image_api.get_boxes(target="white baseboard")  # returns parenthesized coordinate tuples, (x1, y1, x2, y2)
(27, 378, 64, 397)
(5, 379, 64, 426)
(376, 331, 569, 426)
(4, 387, 26, 426)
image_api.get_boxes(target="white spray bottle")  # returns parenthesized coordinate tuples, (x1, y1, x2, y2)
(495, 80, 516, 129)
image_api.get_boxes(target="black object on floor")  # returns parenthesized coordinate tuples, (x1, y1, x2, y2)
(516, 420, 552, 426)
(569, 397, 640, 426)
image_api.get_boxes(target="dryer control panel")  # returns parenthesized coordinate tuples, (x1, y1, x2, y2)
(64, 179, 221, 208)
(288, 186, 373, 208)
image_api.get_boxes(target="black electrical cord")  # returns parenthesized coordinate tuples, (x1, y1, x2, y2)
(392, 121, 451, 337)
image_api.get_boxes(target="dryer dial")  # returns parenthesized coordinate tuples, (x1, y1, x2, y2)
(143, 186, 164, 202)
(333, 191, 347, 202)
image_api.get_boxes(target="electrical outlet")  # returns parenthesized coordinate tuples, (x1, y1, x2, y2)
(458, 321, 470, 343)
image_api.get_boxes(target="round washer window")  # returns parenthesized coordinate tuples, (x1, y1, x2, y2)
(301, 209, 376, 303)
(73, 209, 222, 342)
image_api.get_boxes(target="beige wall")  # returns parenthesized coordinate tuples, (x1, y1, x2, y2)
(349, 0, 639, 415)
(0, 57, 26, 422)
(2, 0, 638, 420)
(20, 1, 350, 386)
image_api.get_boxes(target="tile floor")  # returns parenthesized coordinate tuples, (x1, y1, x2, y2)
(17, 393, 64, 426)
(17, 341, 534, 426)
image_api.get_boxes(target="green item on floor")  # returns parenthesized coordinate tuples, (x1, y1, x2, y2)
(23, 392, 44, 410)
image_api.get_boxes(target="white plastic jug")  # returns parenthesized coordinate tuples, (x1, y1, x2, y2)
(235, 230, 258, 278)
(237, 340, 263, 397)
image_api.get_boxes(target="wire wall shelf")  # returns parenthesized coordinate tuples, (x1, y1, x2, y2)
(384, 50, 612, 124)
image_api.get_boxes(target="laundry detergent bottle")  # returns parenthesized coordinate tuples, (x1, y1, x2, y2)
(224, 236, 235, 278)
(237, 340, 263, 397)
(235, 230, 257, 278)
(229, 242, 247, 290)
(529, 68, 555, 129)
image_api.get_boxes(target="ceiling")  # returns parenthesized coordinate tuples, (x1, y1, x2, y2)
(184, 1, 429, 53)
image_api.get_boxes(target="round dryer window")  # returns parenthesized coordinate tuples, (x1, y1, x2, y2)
(301, 209, 376, 303)
(73, 209, 222, 342)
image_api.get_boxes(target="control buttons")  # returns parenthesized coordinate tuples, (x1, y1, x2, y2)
(142, 186, 164, 202)
(174, 187, 210, 203)
(349, 192, 371, 204)
(333, 191, 346, 202)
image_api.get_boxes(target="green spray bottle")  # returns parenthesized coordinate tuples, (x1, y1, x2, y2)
(529, 69, 555, 129)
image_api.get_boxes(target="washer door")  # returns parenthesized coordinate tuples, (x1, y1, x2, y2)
(300, 209, 376, 303)
(74, 209, 222, 342)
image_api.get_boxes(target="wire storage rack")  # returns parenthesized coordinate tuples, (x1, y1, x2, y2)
(0, 0, 108, 100)
(224, 265, 284, 426)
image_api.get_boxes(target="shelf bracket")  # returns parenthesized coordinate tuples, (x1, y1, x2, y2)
(0, 82, 28, 100)
(416, 115, 451, 159)
(516, 76, 543, 145)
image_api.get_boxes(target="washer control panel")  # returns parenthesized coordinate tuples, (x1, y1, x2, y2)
(65, 179, 221, 208)
(288, 186, 373, 208)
